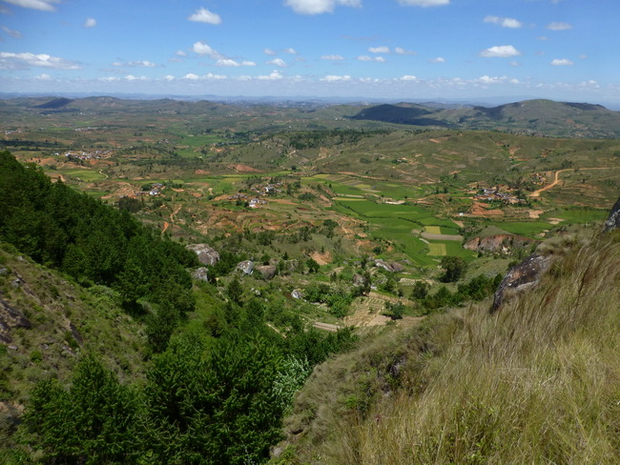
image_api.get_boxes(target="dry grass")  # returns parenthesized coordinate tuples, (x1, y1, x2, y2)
(276, 230, 620, 464)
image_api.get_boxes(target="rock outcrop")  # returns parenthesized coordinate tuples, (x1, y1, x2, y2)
(256, 265, 277, 280)
(236, 260, 254, 275)
(603, 196, 620, 232)
(0, 298, 32, 344)
(186, 244, 220, 266)
(192, 267, 210, 282)
(490, 254, 553, 313)
(465, 234, 536, 255)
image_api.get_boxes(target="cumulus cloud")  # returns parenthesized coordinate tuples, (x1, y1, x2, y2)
(257, 70, 283, 80)
(400, 75, 417, 80)
(113, 60, 157, 68)
(395, 47, 416, 55)
(0, 51, 81, 69)
(267, 58, 287, 67)
(357, 55, 385, 62)
(264, 48, 276, 56)
(35, 73, 51, 80)
(547, 22, 572, 31)
(428, 57, 445, 63)
(551, 58, 574, 66)
(284, 0, 361, 15)
(398, 0, 450, 6)
(192, 41, 220, 58)
(369, 46, 390, 53)
(163, 75, 175, 81)
(188, 7, 222, 25)
(176, 50, 187, 57)
(216, 59, 256, 67)
(83, 18, 96, 28)
(321, 54, 345, 60)
(284, 48, 297, 54)
(124, 75, 148, 81)
(1, 25, 22, 38)
(483, 15, 522, 28)
(2, 0, 59, 11)
(321, 74, 352, 81)
(183, 73, 201, 80)
(479, 45, 521, 57)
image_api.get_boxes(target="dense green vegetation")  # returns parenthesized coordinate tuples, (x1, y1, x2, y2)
(0, 150, 197, 351)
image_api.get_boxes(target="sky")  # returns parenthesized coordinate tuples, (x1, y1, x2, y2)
(1, 0, 619, 105)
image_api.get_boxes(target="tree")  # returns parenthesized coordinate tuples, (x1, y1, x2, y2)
(440, 256, 468, 283)
(306, 257, 320, 273)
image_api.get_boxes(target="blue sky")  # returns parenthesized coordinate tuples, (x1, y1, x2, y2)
(1, 0, 618, 105)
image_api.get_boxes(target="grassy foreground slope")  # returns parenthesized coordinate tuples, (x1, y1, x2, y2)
(276, 225, 620, 464)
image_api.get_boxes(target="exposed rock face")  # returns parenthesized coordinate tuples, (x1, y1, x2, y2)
(465, 234, 536, 255)
(291, 290, 303, 300)
(490, 254, 553, 313)
(192, 267, 209, 282)
(603, 196, 620, 232)
(0, 298, 32, 344)
(236, 260, 254, 275)
(374, 259, 405, 273)
(256, 265, 277, 280)
(186, 244, 220, 266)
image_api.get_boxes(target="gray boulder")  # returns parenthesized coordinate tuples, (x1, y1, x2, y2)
(186, 244, 220, 266)
(490, 254, 553, 313)
(236, 260, 254, 275)
(256, 265, 277, 280)
(603, 196, 620, 232)
(192, 267, 210, 282)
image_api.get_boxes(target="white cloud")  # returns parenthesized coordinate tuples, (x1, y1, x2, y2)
(357, 55, 385, 62)
(183, 73, 201, 80)
(0, 51, 81, 69)
(547, 22, 572, 31)
(35, 73, 50, 80)
(321, 54, 345, 60)
(369, 46, 390, 53)
(176, 50, 187, 57)
(395, 47, 416, 55)
(264, 48, 276, 56)
(579, 54, 587, 60)
(428, 57, 445, 63)
(284, 48, 297, 54)
(321, 74, 352, 81)
(267, 58, 287, 67)
(192, 41, 220, 58)
(551, 58, 574, 66)
(257, 70, 283, 80)
(83, 18, 96, 28)
(483, 15, 522, 28)
(188, 7, 222, 25)
(400, 75, 417, 80)
(398, 0, 450, 6)
(163, 75, 175, 81)
(99, 76, 120, 82)
(284, 0, 361, 15)
(1, 25, 22, 38)
(216, 59, 256, 67)
(479, 45, 521, 57)
(124, 75, 148, 81)
(2, 0, 59, 12)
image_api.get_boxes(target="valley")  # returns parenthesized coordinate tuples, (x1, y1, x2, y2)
(1, 96, 620, 464)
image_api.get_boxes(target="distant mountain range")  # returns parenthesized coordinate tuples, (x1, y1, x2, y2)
(350, 99, 620, 138)
(3, 96, 620, 138)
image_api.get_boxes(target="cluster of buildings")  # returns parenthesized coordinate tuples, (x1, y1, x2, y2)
(475, 187, 525, 204)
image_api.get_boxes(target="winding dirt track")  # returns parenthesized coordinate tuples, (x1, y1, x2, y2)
(529, 167, 610, 198)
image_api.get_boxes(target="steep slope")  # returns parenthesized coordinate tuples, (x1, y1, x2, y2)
(0, 244, 147, 453)
(275, 225, 620, 463)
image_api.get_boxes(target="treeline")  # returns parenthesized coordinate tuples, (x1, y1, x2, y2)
(0, 150, 198, 350)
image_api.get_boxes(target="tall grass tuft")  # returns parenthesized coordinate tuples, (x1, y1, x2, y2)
(278, 231, 620, 464)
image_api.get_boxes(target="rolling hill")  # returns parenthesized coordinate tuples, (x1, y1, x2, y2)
(351, 99, 620, 138)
